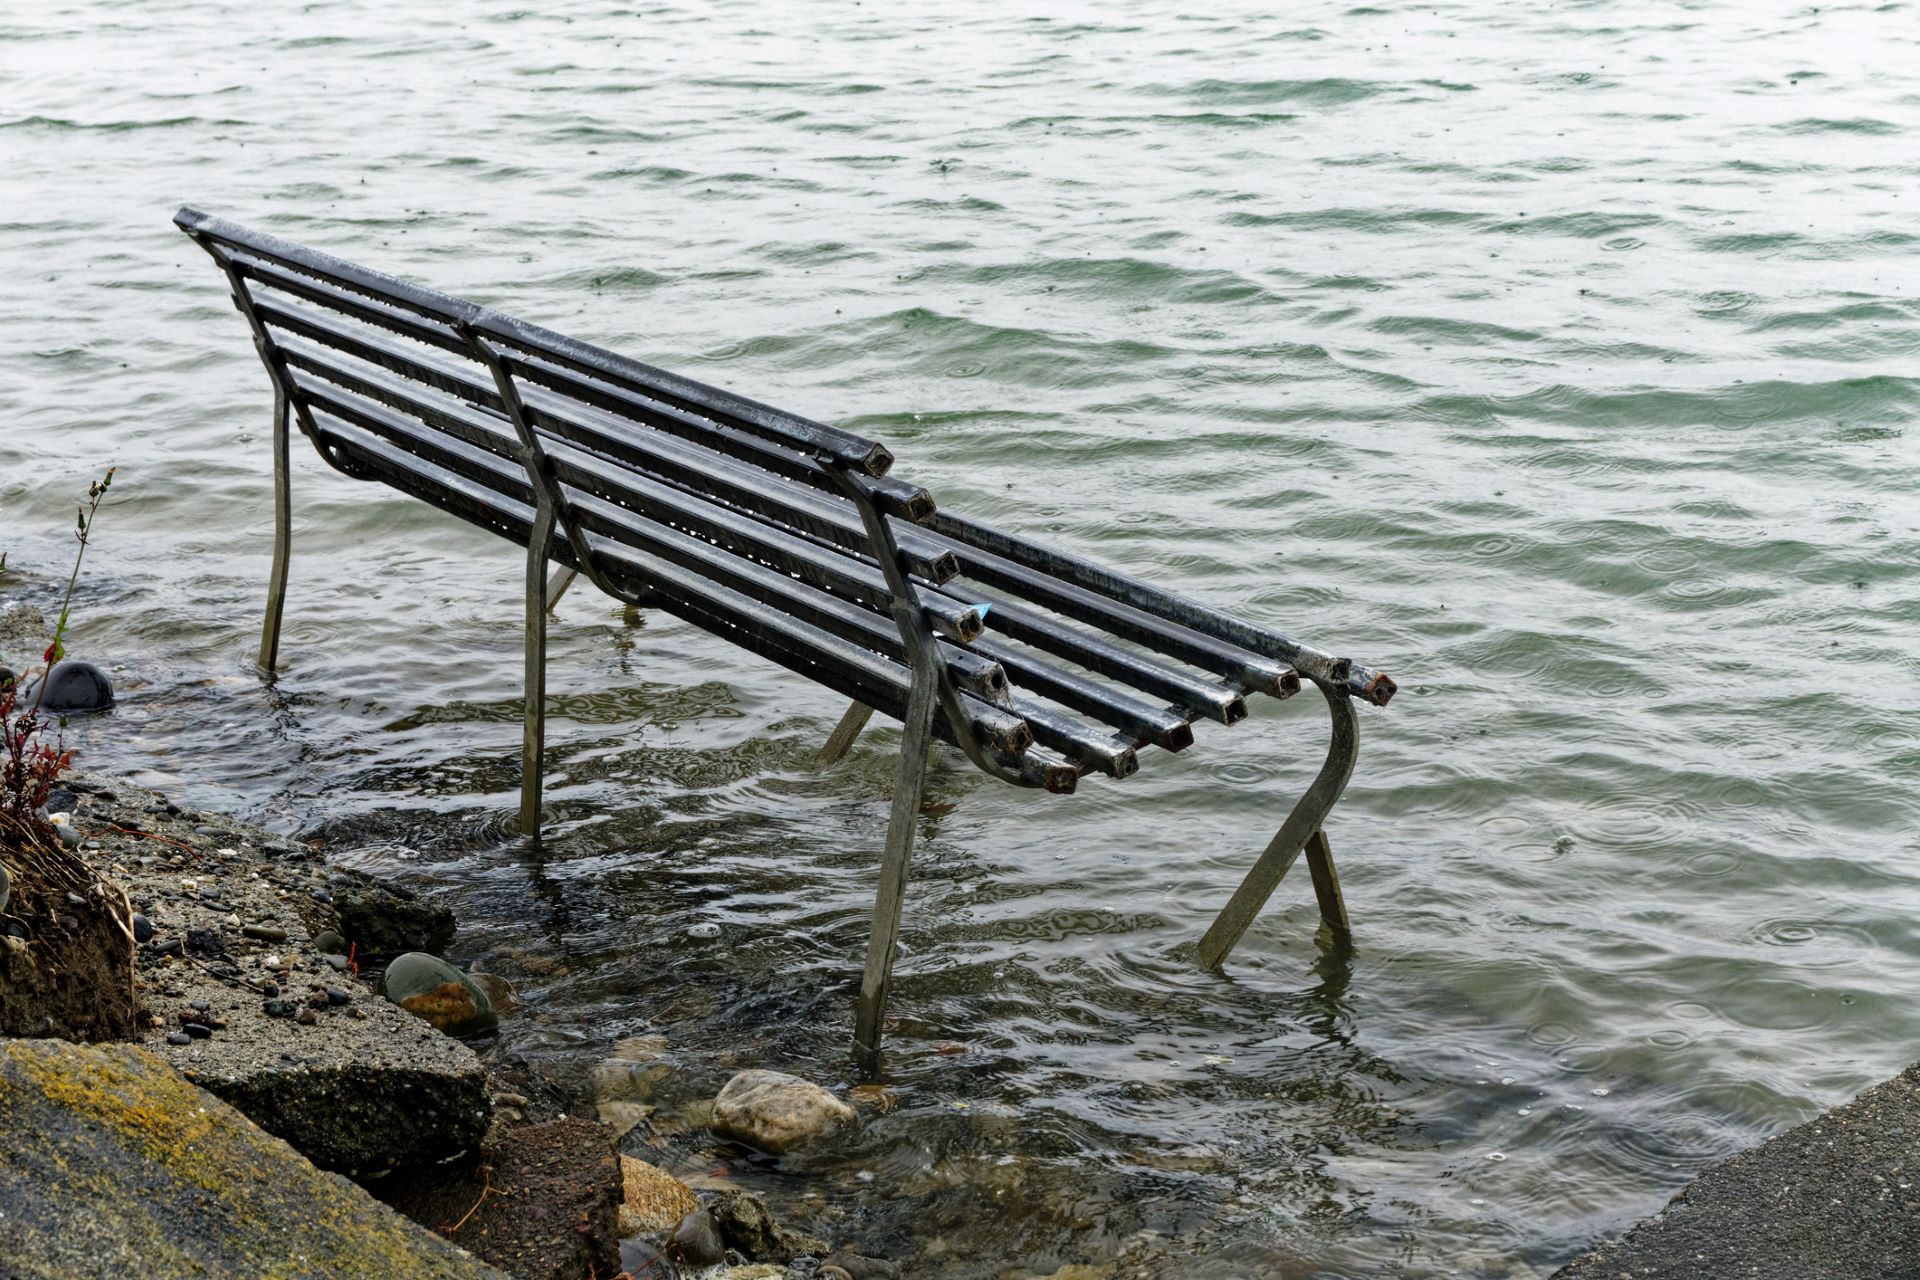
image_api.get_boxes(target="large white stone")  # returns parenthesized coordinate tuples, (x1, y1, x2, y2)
(710, 1068, 853, 1155)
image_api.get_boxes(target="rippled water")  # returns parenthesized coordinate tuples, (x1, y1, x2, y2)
(4, 1, 1918, 1274)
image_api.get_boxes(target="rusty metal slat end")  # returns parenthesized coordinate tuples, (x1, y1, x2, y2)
(1359, 671, 1405, 710)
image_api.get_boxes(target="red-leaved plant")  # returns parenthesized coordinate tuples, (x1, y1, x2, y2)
(0, 466, 116, 824)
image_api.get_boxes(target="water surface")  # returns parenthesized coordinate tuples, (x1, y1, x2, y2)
(2, 1, 1917, 1275)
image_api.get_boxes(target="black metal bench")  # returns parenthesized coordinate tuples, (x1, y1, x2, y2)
(176, 207, 1397, 1072)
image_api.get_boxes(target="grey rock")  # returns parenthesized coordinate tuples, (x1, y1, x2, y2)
(672, 1210, 726, 1269)
(313, 929, 347, 953)
(711, 1190, 829, 1263)
(711, 1069, 854, 1156)
(821, 1251, 901, 1280)
(242, 924, 288, 941)
(131, 912, 154, 943)
(27, 659, 114, 713)
(382, 952, 496, 1038)
(0, 1039, 503, 1279)
(0, 861, 8, 914)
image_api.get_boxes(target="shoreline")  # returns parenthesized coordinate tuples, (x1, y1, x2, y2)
(1553, 1064, 1920, 1277)
(0, 757, 909, 1280)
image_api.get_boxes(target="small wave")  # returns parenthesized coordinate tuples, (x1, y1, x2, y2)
(1777, 117, 1900, 135)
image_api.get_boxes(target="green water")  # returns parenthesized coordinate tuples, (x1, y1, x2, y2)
(2, 1, 1917, 1274)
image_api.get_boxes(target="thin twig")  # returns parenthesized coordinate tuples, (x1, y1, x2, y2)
(440, 1165, 500, 1237)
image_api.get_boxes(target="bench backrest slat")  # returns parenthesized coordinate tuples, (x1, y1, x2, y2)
(180, 206, 895, 479)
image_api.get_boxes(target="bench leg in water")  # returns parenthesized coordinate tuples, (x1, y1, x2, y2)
(1195, 680, 1359, 969)
(1304, 828, 1351, 939)
(853, 673, 938, 1079)
(520, 509, 558, 836)
(258, 385, 292, 672)
(814, 700, 875, 770)
(544, 566, 577, 612)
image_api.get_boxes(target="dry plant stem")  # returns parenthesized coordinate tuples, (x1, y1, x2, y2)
(35, 465, 117, 715)
(440, 1165, 501, 1237)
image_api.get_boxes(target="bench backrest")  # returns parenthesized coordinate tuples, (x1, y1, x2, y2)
(177, 208, 1393, 796)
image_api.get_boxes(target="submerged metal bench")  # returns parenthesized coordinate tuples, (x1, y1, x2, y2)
(176, 206, 1397, 1072)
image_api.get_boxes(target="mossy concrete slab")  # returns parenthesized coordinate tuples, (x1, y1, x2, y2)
(0, 1039, 503, 1280)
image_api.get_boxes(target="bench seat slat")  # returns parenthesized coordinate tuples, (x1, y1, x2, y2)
(283, 367, 989, 667)
(258, 314, 961, 586)
(301, 409, 1072, 786)
(929, 510, 1395, 705)
(518, 388, 960, 582)
(500, 350, 933, 522)
(932, 590, 1252, 726)
(925, 531, 1301, 699)
(283, 330, 1251, 748)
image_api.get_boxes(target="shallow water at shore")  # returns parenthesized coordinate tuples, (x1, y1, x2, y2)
(4, 0, 1919, 1274)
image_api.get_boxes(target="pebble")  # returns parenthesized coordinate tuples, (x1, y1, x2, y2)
(264, 1000, 294, 1018)
(131, 913, 155, 943)
(687, 922, 722, 940)
(183, 1023, 212, 1039)
(325, 987, 351, 1006)
(166, 1032, 192, 1046)
(65, 892, 85, 907)
(188, 1000, 209, 1012)
(153, 938, 183, 956)
(323, 954, 350, 972)
(296, 1007, 317, 1026)
(312, 929, 346, 952)
(262, 983, 280, 998)
(241, 924, 288, 941)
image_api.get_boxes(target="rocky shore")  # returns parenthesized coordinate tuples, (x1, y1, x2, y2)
(0, 764, 909, 1280)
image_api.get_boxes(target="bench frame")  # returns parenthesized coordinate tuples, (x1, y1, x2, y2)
(179, 207, 1387, 1076)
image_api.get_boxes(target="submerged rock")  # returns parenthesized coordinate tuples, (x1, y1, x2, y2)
(28, 659, 115, 713)
(617, 1155, 697, 1237)
(711, 1189, 830, 1263)
(711, 1069, 854, 1155)
(822, 1250, 903, 1279)
(0, 1039, 501, 1279)
(382, 951, 497, 1038)
(672, 1209, 726, 1269)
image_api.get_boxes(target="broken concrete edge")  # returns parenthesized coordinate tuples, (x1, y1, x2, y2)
(1552, 1057, 1920, 1279)
(38, 768, 500, 1176)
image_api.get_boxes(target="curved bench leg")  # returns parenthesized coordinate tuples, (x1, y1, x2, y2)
(520, 508, 557, 836)
(258, 385, 292, 673)
(814, 699, 874, 770)
(853, 670, 938, 1079)
(1195, 680, 1359, 969)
